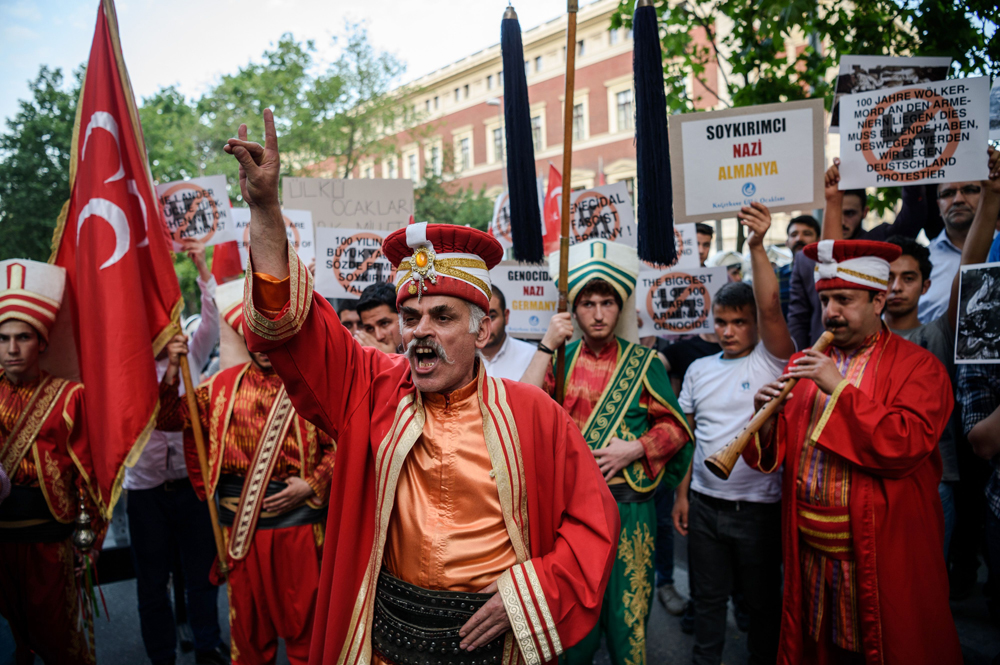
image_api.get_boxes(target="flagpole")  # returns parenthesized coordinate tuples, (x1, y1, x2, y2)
(555, 0, 579, 404)
(180, 356, 229, 578)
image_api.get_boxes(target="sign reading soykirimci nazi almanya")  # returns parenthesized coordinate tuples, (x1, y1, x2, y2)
(838, 77, 990, 189)
(668, 98, 825, 224)
(314, 227, 393, 299)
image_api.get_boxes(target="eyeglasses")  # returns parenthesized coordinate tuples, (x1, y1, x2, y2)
(937, 185, 982, 200)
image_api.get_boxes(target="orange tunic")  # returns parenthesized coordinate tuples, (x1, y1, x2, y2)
(383, 377, 517, 592)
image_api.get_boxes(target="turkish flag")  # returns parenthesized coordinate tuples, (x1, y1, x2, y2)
(542, 163, 562, 256)
(50, 0, 183, 517)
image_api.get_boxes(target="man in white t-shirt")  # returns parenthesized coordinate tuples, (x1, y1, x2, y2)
(673, 203, 795, 665)
(481, 286, 537, 381)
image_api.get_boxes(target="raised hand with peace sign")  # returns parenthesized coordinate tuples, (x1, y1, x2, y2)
(223, 108, 288, 278)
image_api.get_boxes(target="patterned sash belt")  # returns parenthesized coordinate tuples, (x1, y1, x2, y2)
(216, 474, 325, 531)
(797, 503, 853, 561)
(0, 486, 73, 543)
(372, 569, 506, 665)
(607, 476, 654, 503)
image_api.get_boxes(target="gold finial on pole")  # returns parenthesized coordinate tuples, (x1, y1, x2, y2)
(503, 5, 517, 20)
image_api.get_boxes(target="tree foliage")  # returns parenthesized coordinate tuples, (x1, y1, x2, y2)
(0, 66, 80, 261)
(414, 173, 494, 232)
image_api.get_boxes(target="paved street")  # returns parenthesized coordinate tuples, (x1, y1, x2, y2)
(78, 526, 1000, 664)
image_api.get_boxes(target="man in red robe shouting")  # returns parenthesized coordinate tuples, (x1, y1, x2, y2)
(224, 109, 620, 665)
(745, 239, 962, 664)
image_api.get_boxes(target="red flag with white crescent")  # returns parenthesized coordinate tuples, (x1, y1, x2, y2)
(50, 0, 183, 517)
(542, 163, 562, 256)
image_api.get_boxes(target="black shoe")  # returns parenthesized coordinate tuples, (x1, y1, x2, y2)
(195, 644, 232, 665)
(177, 622, 195, 653)
(680, 600, 695, 635)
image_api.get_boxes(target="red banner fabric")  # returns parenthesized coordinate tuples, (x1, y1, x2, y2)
(50, 0, 182, 517)
(542, 163, 562, 257)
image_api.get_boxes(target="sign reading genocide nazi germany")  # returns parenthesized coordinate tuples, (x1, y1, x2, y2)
(314, 227, 393, 299)
(839, 77, 990, 189)
(156, 174, 238, 247)
(488, 261, 559, 339)
(636, 266, 728, 336)
(668, 99, 825, 224)
(282, 178, 414, 232)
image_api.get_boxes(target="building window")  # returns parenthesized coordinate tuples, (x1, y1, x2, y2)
(577, 40, 585, 57)
(464, 84, 470, 99)
(385, 159, 397, 179)
(425, 99, 431, 113)
(616, 89, 633, 132)
(627, 28, 633, 41)
(408, 153, 419, 183)
(524, 60, 530, 77)
(460, 138, 471, 171)
(622, 177, 635, 206)
(434, 96, 439, 110)
(364, 165, 373, 179)
(531, 116, 543, 151)
(609, 28, 619, 45)
(535, 56, 542, 72)
(430, 145, 442, 176)
(487, 74, 494, 89)
(455, 88, 460, 102)
(573, 103, 585, 140)
(493, 127, 505, 163)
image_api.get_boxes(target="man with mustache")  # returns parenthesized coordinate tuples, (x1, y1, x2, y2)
(226, 109, 620, 665)
(745, 232, 976, 663)
(158, 278, 337, 665)
(520, 239, 693, 665)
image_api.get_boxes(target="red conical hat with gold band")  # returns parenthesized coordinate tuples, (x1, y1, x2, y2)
(383, 222, 504, 312)
(0, 259, 67, 342)
(803, 239, 902, 292)
(216, 278, 245, 336)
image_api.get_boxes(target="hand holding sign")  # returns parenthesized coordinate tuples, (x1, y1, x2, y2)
(737, 202, 772, 250)
(825, 158, 844, 204)
(985, 146, 1000, 193)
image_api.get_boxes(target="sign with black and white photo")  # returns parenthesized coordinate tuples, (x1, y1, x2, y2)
(314, 227, 393, 299)
(668, 99, 825, 224)
(829, 55, 952, 134)
(838, 77, 990, 189)
(156, 174, 238, 247)
(955, 262, 1000, 364)
(488, 261, 559, 339)
(488, 179, 545, 251)
(232, 208, 315, 266)
(282, 178, 413, 232)
(636, 266, 727, 335)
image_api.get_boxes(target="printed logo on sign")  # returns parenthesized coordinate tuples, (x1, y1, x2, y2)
(645, 272, 712, 333)
(330, 233, 394, 297)
(571, 190, 624, 243)
(853, 85, 966, 184)
(160, 182, 221, 243)
(742, 182, 756, 197)
(529, 315, 539, 326)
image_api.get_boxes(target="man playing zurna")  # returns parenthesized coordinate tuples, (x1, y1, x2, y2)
(747, 239, 962, 664)
(522, 240, 693, 665)
(159, 278, 336, 665)
(0, 259, 102, 665)
(225, 109, 620, 665)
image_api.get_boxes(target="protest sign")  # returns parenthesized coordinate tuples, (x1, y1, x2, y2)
(565, 181, 636, 247)
(955, 262, 1000, 364)
(838, 77, 990, 189)
(636, 266, 727, 336)
(668, 99, 825, 224)
(156, 174, 237, 247)
(314, 227, 393, 299)
(489, 178, 545, 251)
(232, 208, 315, 266)
(830, 56, 952, 133)
(282, 178, 413, 232)
(990, 77, 1000, 140)
(488, 261, 559, 339)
